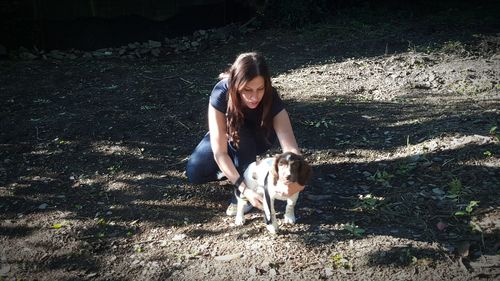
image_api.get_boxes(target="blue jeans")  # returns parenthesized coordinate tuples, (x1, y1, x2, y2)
(186, 128, 276, 203)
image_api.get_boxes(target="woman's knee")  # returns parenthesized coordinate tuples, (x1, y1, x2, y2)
(186, 157, 207, 184)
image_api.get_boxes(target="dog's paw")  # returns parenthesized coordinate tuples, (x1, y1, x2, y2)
(235, 216, 245, 226)
(266, 223, 279, 234)
(283, 214, 296, 224)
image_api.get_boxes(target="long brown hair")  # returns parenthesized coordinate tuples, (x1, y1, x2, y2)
(221, 52, 273, 148)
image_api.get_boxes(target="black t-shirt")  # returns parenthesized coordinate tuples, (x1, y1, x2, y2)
(209, 78, 285, 130)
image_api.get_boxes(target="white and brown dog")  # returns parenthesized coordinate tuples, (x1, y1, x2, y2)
(235, 152, 311, 233)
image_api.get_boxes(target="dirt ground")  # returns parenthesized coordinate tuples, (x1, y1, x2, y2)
(1, 5, 499, 281)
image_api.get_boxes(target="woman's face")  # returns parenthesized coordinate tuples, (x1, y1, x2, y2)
(239, 76, 265, 109)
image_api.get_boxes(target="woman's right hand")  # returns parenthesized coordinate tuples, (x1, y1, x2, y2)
(243, 188, 263, 210)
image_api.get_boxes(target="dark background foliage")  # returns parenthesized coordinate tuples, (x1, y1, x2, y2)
(1, 0, 498, 51)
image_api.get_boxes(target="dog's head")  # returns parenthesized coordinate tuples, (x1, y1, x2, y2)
(271, 152, 311, 186)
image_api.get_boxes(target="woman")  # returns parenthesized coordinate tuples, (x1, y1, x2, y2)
(186, 52, 304, 215)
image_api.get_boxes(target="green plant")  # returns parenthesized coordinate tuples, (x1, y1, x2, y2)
(107, 161, 123, 174)
(455, 200, 480, 217)
(446, 178, 463, 201)
(342, 223, 365, 237)
(489, 125, 499, 141)
(441, 41, 467, 55)
(355, 194, 385, 212)
(134, 245, 143, 253)
(369, 170, 394, 187)
(400, 248, 418, 265)
(484, 150, 493, 157)
(140, 105, 158, 110)
(396, 162, 417, 176)
(330, 253, 352, 269)
(53, 137, 70, 145)
(302, 117, 334, 128)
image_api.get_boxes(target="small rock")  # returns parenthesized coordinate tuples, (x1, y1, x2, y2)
(0, 264, 11, 275)
(269, 268, 277, 277)
(324, 268, 334, 277)
(148, 40, 162, 48)
(49, 50, 65, 59)
(172, 233, 186, 241)
(38, 203, 48, 210)
(432, 157, 443, 162)
(20, 51, 38, 60)
(432, 188, 445, 195)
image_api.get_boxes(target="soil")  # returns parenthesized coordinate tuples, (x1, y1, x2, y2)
(1, 6, 499, 281)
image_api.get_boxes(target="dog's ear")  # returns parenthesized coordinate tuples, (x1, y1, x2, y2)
(271, 154, 280, 185)
(297, 157, 312, 186)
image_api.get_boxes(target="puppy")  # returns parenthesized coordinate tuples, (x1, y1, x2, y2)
(235, 152, 311, 233)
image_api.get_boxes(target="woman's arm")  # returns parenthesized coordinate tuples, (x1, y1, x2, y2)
(273, 109, 300, 154)
(208, 104, 263, 209)
(273, 109, 306, 196)
(208, 104, 239, 184)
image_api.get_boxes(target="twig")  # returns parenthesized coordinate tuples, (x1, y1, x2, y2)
(180, 77, 193, 84)
(133, 238, 165, 245)
(240, 17, 256, 29)
(442, 158, 455, 167)
(78, 235, 100, 240)
(164, 158, 188, 168)
(142, 74, 178, 80)
(177, 120, 190, 130)
(35, 126, 41, 140)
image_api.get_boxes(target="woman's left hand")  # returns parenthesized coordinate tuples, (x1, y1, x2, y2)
(276, 182, 305, 197)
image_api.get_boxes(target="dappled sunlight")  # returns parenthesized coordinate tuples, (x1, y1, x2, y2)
(462, 158, 500, 168)
(92, 142, 143, 157)
(274, 49, 499, 105)
(386, 117, 434, 127)
(30, 147, 64, 156)
(308, 133, 497, 166)
(391, 134, 497, 160)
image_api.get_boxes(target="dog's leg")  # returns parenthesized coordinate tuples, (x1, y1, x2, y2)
(283, 193, 299, 224)
(234, 197, 246, 226)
